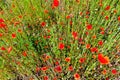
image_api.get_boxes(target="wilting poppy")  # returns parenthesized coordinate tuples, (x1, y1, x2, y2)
(98, 53, 110, 65)
(58, 43, 64, 50)
(74, 73, 80, 80)
(54, 65, 62, 72)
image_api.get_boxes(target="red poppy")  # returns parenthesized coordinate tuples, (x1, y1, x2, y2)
(36, 67, 40, 72)
(100, 31, 105, 35)
(86, 44, 91, 49)
(85, 31, 89, 35)
(70, 20, 72, 25)
(43, 76, 48, 80)
(98, 40, 103, 46)
(86, 24, 92, 30)
(8, 46, 12, 53)
(79, 58, 86, 63)
(1, 46, 6, 50)
(0, 23, 6, 28)
(0, 18, 4, 23)
(74, 73, 80, 80)
(72, 31, 78, 39)
(12, 33, 16, 38)
(59, 37, 63, 40)
(0, 33, 3, 37)
(68, 66, 73, 71)
(105, 6, 110, 10)
(54, 65, 62, 72)
(58, 43, 64, 50)
(65, 57, 71, 62)
(111, 69, 117, 75)
(18, 29, 22, 33)
(102, 69, 107, 75)
(98, 53, 110, 65)
(118, 16, 120, 21)
(41, 22, 46, 27)
(100, 27, 104, 31)
(41, 66, 48, 71)
(22, 51, 27, 57)
(90, 47, 98, 53)
(52, 0, 59, 8)
(105, 16, 109, 20)
(55, 61, 59, 65)
(44, 10, 49, 14)
(66, 15, 71, 19)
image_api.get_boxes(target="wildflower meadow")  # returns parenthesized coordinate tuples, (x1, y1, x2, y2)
(0, 0, 120, 80)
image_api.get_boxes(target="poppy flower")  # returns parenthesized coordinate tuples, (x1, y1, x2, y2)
(1, 46, 6, 50)
(98, 53, 110, 65)
(92, 35, 96, 39)
(111, 69, 117, 75)
(86, 44, 91, 49)
(100, 31, 105, 35)
(102, 69, 107, 75)
(68, 66, 73, 71)
(79, 58, 86, 63)
(43, 76, 48, 80)
(105, 6, 110, 10)
(98, 40, 103, 46)
(0, 18, 4, 23)
(74, 73, 80, 80)
(105, 16, 109, 20)
(36, 67, 40, 72)
(55, 61, 59, 65)
(58, 43, 64, 50)
(44, 10, 49, 14)
(72, 31, 78, 39)
(22, 51, 27, 57)
(8, 46, 12, 53)
(12, 33, 16, 38)
(65, 57, 71, 62)
(52, 0, 59, 8)
(118, 16, 120, 21)
(41, 22, 46, 27)
(90, 47, 98, 53)
(66, 15, 71, 19)
(0, 33, 3, 37)
(86, 24, 92, 30)
(54, 65, 62, 73)
(41, 66, 48, 71)
(0, 23, 6, 28)
(70, 20, 72, 25)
